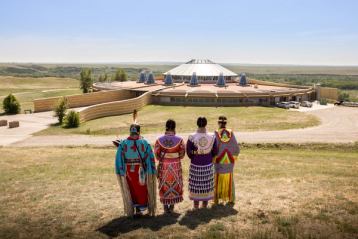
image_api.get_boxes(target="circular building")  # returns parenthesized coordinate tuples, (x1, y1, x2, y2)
(93, 59, 316, 108)
(164, 59, 238, 83)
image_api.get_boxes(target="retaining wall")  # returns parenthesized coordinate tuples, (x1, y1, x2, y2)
(34, 89, 133, 112)
(78, 92, 152, 122)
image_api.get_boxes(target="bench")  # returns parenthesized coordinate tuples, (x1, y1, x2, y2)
(0, 120, 7, 127)
(24, 109, 33, 114)
(8, 121, 20, 128)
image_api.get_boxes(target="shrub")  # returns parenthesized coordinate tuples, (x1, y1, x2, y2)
(54, 97, 68, 124)
(338, 91, 350, 101)
(319, 98, 328, 105)
(3, 94, 21, 114)
(63, 110, 80, 128)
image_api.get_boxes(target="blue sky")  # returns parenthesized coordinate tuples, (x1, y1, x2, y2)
(0, 0, 357, 65)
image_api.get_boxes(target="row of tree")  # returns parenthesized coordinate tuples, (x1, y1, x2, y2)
(80, 68, 128, 93)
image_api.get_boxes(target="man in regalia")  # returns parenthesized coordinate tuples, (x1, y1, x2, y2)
(114, 120, 157, 217)
(154, 119, 185, 213)
(213, 116, 240, 205)
(187, 117, 218, 209)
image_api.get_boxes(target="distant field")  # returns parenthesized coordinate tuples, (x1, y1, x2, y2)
(0, 76, 81, 113)
(0, 144, 357, 238)
(36, 105, 320, 136)
(1, 63, 358, 90)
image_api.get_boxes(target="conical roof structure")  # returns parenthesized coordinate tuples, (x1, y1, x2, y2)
(137, 72, 146, 83)
(146, 72, 155, 84)
(164, 73, 173, 85)
(164, 59, 237, 77)
(189, 72, 199, 86)
(239, 73, 247, 86)
(216, 72, 226, 87)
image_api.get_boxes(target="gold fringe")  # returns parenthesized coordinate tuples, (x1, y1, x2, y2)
(146, 173, 157, 216)
(214, 173, 232, 203)
(116, 175, 134, 217)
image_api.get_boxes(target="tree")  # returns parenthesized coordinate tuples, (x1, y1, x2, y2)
(54, 97, 68, 124)
(80, 68, 93, 93)
(3, 93, 21, 114)
(112, 68, 128, 82)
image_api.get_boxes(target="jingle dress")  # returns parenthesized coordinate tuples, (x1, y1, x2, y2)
(214, 128, 240, 203)
(115, 135, 157, 216)
(187, 130, 218, 201)
(154, 132, 185, 205)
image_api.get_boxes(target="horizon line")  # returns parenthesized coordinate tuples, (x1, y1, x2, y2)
(0, 61, 357, 67)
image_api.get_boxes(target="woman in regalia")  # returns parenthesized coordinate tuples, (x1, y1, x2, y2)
(154, 119, 185, 213)
(114, 119, 157, 217)
(214, 116, 240, 204)
(187, 117, 218, 209)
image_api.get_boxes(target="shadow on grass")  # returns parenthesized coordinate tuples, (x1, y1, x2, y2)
(97, 205, 238, 237)
(179, 204, 238, 229)
(97, 212, 181, 237)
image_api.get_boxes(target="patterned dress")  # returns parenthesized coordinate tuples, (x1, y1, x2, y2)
(187, 130, 218, 201)
(115, 135, 157, 216)
(154, 132, 185, 205)
(214, 128, 240, 203)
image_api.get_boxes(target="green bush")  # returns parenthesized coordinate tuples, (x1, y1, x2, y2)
(63, 110, 80, 128)
(54, 97, 68, 124)
(338, 91, 350, 101)
(2, 94, 21, 114)
(319, 98, 328, 105)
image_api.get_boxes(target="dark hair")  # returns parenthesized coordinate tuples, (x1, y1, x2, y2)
(166, 119, 176, 131)
(197, 117, 207, 128)
(218, 115, 227, 128)
(129, 124, 140, 134)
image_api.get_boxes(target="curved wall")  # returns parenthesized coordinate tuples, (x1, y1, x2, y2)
(79, 91, 152, 122)
(34, 89, 134, 112)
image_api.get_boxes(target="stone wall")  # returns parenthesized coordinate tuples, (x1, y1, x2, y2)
(34, 89, 133, 112)
(78, 92, 152, 122)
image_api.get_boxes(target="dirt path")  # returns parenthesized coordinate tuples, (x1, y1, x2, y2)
(9, 106, 358, 147)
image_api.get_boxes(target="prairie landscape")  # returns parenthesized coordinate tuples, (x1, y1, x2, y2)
(0, 144, 357, 239)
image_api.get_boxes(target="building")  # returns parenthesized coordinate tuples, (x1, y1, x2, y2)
(163, 59, 238, 83)
(92, 59, 316, 107)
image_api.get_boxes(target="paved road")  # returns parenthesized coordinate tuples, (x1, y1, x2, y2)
(9, 106, 358, 147)
(0, 111, 56, 146)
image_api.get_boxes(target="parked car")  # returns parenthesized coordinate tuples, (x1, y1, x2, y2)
(289, 101, 300, 109)
(276, 102, 291, 109)
(301, 101, 313, 107)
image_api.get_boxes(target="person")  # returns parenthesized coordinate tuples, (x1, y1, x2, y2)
(115, 123, 157, 217)
(154, 119, 185, 213)
(187, 117, 218, 209)
(213, 116, 240, 204)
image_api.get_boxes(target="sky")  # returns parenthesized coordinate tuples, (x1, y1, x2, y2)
(0, 0, 357, 65)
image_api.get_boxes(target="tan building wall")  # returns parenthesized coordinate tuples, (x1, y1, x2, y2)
(34, 89, 133, 112)
(79, 92, 152, 122)
(318, 87, 338, 101)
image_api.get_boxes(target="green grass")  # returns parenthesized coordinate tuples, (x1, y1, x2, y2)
(0, 144, 357, 238)
(35, 105, 320, 136)
(0, 76, 81, 113)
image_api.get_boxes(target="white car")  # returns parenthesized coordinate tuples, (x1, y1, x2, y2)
(289, 101, 300, 109)
(301, 101, 313, 107)
(276, 102, 291, 109)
